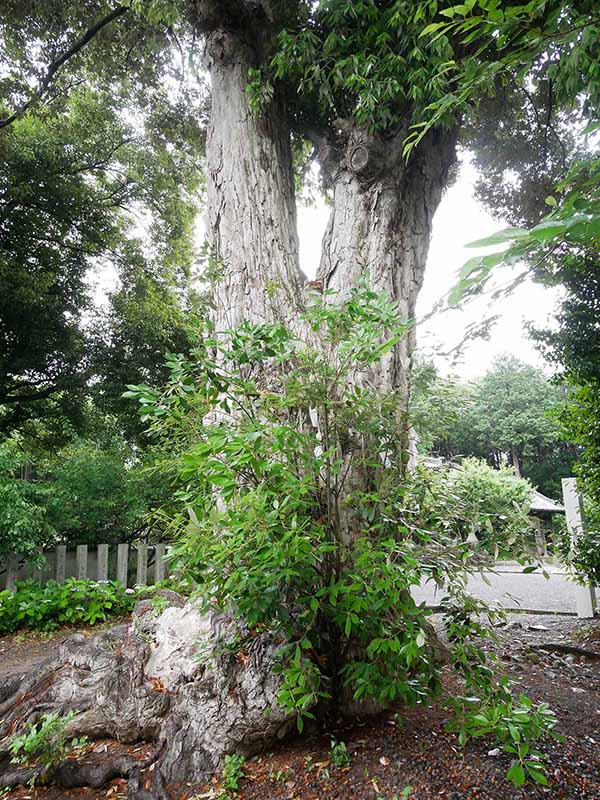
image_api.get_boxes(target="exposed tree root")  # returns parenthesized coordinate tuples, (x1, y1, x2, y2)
(0, 593, 296, 794)
(530, 642, 600, 660)
(0, 594, 451, 797)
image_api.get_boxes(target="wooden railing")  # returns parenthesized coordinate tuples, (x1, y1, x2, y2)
(0, 543, 171, 591)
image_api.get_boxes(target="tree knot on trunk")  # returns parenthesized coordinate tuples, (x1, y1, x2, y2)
(340, 125, 405, 185)
(203, 29, 255, 69)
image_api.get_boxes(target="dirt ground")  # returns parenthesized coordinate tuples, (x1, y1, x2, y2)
(1, 613, 599, 800)
(0, 618, 131, 680)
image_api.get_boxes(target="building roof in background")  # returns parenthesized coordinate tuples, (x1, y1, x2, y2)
(529, 489, 564, 514)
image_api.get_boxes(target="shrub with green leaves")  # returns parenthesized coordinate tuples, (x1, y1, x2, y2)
(0, 437, 56, 560)
(405, 458, 535, 556)
(0, 578, 137, 634)
(8, 711, 87, 781)
(129, 285, 558, 786)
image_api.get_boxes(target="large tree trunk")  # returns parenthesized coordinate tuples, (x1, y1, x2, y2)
(318, 124, 457, 396)
(313, 125, 457, 540)
(201, 7, 306, 329)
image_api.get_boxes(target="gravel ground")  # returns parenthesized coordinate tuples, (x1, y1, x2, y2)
(411, 569, 598, 614)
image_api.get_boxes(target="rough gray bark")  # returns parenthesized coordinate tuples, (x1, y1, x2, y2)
(201, 13, 306, 330)
(0, 595, 296, 792)
(310, 124, 457, 540)
(318, 124, 458, 396)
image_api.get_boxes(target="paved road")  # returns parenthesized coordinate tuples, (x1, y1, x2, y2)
(411, 564, 598, 614)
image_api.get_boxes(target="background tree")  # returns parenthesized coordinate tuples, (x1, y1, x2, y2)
(423, 4, 598, 507)
(0, 3, 205, 440)
(0, 437, 56, 559)
(406, 458, 535, 555)
(412, 356, 577, 498)
(43, 433, 169, 545)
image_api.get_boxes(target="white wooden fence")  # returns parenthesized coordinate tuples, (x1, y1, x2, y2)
(0, 543, 172, 592)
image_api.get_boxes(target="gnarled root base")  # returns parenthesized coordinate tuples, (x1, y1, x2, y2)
(0, 593, 296, 797)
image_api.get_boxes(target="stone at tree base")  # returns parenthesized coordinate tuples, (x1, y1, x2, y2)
(0, 593, 297, 790)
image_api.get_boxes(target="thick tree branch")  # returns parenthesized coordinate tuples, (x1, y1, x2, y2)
(0, 5, 129, 129)
(0, 386, 59, 404)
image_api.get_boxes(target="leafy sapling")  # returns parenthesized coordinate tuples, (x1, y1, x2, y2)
(131, 283, 562, 788)
(8, 712, 88, 783)
(218, 753, 246, 798)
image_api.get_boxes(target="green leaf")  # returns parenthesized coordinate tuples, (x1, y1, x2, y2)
(507, 762, 525, 787)
(526, 766, 549, 785)
(465, 227, 529, 248)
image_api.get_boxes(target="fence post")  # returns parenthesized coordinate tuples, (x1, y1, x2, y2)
(562, 477, 597, 618)
(55, 545, 66, 582)
(33, 549, 45, 583)
(136, 543, 148, 586)
(5, 554, 18, 592)
(154, 543, 166, 583)
(97, 544, 109, 582)
(76, 545, 88, 580)
(116, 543, 129, 587)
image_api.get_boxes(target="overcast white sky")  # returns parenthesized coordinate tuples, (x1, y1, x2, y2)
(297, 156, 562, 380)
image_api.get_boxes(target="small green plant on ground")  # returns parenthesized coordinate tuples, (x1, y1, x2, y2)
(268, 767, 293, 782)
(378, 790, 412, 800)
(448, 684, 561, 787)
(329, 739, 351, 769)
(445, 594, 562, 787)
(218, 753, 246, 798)
(8, 712, 87, 783)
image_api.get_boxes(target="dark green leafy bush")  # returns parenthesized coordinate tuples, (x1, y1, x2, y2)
(0, 578, 137, 634)
(569, 527, 600, 586)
